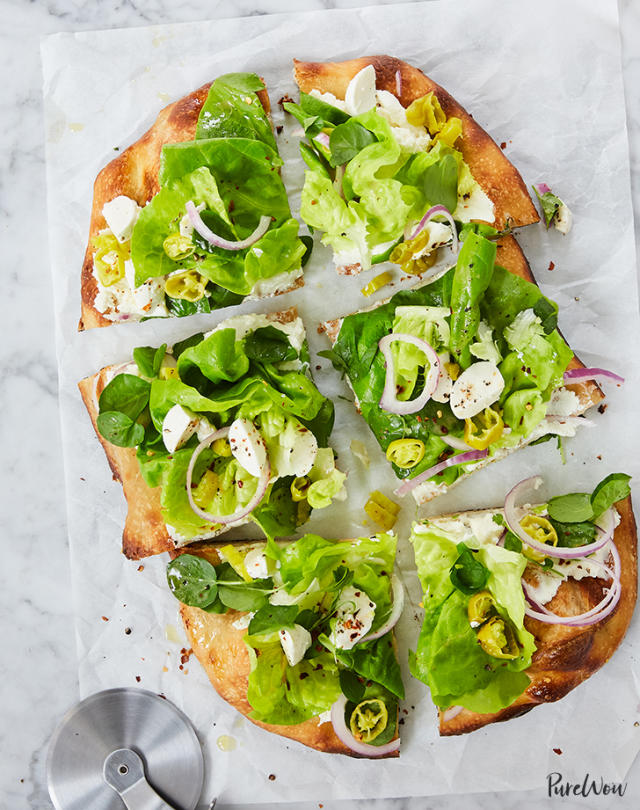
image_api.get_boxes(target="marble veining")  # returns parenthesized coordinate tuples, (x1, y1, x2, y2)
(1, 0, 638, 808)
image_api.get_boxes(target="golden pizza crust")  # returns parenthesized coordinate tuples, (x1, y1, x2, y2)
(321, 235, 603, 502)
(77, 308, 299, 560)
(439, 495, 637, 734)
(293, 55, 539, 274)
(79, 81, 300, 330)
(175, 542, 400, 756)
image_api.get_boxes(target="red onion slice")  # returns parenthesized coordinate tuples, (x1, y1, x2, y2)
(186, 426, 271, 525)
(503, 477, 615, 560)
(330, 695, 400, 757)
(441, 705, 463, 722)
(186, 200, 271, 251)
(378, 333, 440, 415)
(395, 69, 402, 98)
(359, 574, 404, 643)
(563, 367, 624, 385)
(394, 449, 488, 498)
(534, 182, 552, 195)
(409, 205, 457, 244)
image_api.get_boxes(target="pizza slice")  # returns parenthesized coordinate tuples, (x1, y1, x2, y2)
(287, 55, 538, 275)
(322, 232, 612, 503)
(408, 473, 636, 734)
(167, 532, 404, 756)
(78, 308, 345, 559)
(81, 73, 307, 329)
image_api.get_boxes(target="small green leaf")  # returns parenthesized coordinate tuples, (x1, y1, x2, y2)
(503, 532, 523, 553)
(218, 582, 270, 612)
(98, 373, 150, 421)
(166, 554, 219, 608)
(299, 91, 350, 125)
(449, 543, 490, 594)
(591, 473, 631, 518)
(249, 604, 299, 635)
(421, 153, 459, 214)
(549, 518, 597, 548)
(532, 297, 558, 334)
(329, 119, 377, 167)
(97, 411, 145, 447)
(172, 333, 205, 359)
(317, 348, 350, 378)
(300, 235, 314, 268)
(532, 186, 562, 228)
(547, 492, 594, 523)
(133, 343, 168, 378)
(243, 326, 297, 364)
(339, 669, 366, 703)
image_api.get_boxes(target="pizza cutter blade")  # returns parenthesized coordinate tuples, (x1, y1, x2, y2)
(47, 688, 204, 810)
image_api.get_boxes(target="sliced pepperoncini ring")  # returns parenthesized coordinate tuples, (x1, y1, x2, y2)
(386, 438, 425, 469)
(92, 232, 129, 287)
(476, 616, 519, 659)
(361, 271, 393, 297)
(364, 491, 400, 531)
(463, 407, 504, 450)
(164, 269, 207, 302)
(405, 91, 447, 133)
(163, 233, 195, 261)
(519, 514, 559, 562)
(290, 476, 311, 502)
(349, 699, 389, 743)
(389, 229, 439, 275)
(212, 438, 232, 457)
(192, 469, 219, 510)
(467, 590, 497, 628)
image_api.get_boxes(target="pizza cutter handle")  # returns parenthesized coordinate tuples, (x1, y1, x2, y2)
(103, 748, 179, 810)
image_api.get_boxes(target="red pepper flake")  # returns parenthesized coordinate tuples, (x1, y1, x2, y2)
(597, 455, 602, 460)
(124, 627, 132, 635)
(553, 748, 562, 755)
(500, 141, 507, 150)
(278, 94, 294, 106)
(135, 675, 141, 683)
(598, 403, 607, 414)
(137, 565, 144, 572)
(548, 260, 555, 271)
(276, 125, 283, 134)
(101, 616, 109, 622)
(311, 200, 317, 205)
(229, 200, 235, 212)
(268, 773, 277, 781)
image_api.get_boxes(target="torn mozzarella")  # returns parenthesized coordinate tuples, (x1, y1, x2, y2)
(244, 548, 270, 580)
(279, 624, 312, 666)
(162, 404, 199, 453)
(450, 361, 504, 420)
(102, 195, 140, 243)
(330, 586, 376, 650)
(554, 202, 573, 234)
(228, 418, 268, 477)
(345, 65, 377, 116)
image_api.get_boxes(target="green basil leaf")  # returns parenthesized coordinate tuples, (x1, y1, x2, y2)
(243, 325, 298, 364)
(282, 101, 324, 137)
(299, 91, 350, 125)
(217, 582, 270, 612)
(421, 153, 459, 214)
(317, 348, 350, 378)
(449, 542, 490, 595)
(166, 554, 219, 608)
(249, 604, 299, 635)
(96, 411, 146, 447)
(133, 343, 168, 378)
(339, 669, 366, 703)
(172, 333, 205, 360)
(532, 297, 558, 334)
(503, 532, 523, 553)
(590, 473, 632, 518)
(547, 492, 594, 523)
(166, 295, 212, 318)
(98, 374, 151, 421)
(300, 234, 314, 268)
(532, 186, 562, 228)
(329, 119, 377, 167)
(549, 518, 598, 548)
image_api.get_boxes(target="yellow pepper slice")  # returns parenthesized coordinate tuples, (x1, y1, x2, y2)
(434, 116, 463, 148)
(163, 233, 195, 261)
(219, 544, 252, 583)
(364, 491, 400, 531)
(92, 232, 129, 286)
(349, 699, 389, 743)
(467, 590, 496, 628)
(520, 514, 559, 562)
(386, 438, 425, 469)
(476, 616, 519, 659)
(406, 92, 447, 133)
(192, 469, 219, 509)
(290, 476, 311, 502)
(164, 269, 207, 302)
(463, 407, 504, 450)
(389, 228, 439, 275)
(445, 361, 460, 381)
(212, 438, 232, 457)
(361, 271, 393, 297)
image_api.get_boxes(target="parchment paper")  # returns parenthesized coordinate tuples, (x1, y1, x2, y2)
(41, 0, 640, 804)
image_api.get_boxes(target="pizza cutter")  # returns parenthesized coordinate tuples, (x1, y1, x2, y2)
(47, 688, 206, 810)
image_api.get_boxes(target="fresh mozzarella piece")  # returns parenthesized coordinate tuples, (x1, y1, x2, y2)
(330, 586, 376, 651)
(162, 404, 199, 453)
(244, 548, 270, 580)
(248, 266, 304, 298)
(421, 511, 505, 547)
(547, 388, 580, 416)
(454, 184, 495, 224)
(375, 89, 431, 152)
(309, 88, 348, 112)
(196, 416, 215, 443)
(228, 418, 268, 477)
(279, 624, 312, 667)
(432, 352, 453, 404)
(102, 195, 141, 243)
(272, 421, 319, 478)
(450, 361, 505, 420)
(124, 259, 136, 292)
(94, 279, 137, 319)
(344, 65, 377, 116)
(554, 202, 573, 234)
(131, 277, 167, 316)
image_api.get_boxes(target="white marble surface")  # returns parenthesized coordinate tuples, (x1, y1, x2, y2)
(1, 1, 638, 808)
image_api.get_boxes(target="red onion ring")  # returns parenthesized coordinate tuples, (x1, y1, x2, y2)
(534, 182, 551, 195)
(186, 426, 271, 525)
(359, 575, 404, 643)
(410, 205, 457, 243)
(503, 476, 615, 560)
(186, 201, 271, 251)
(378, 333, 441, 415)
(330, 695, 400, 757)
(563, 367, 624, 385)
(314, 132, 330, 149)
(441, 705, 463, 722)
(394, 449, 488, 498)
(395, 69, 402, 98)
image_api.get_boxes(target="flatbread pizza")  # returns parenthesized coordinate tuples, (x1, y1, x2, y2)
(286, 55, 538, 274)
(78, 308, 345, 559)
(81, 73, 306, 330)
(408, 474, 637, 734)
(167, 533, 404, 757)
